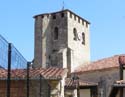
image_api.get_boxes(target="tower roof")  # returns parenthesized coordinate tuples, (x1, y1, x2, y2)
(33, 9, 90, 24)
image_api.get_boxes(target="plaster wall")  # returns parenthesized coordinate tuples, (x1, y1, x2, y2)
(79, 68, 120, 97)
(80, 89, 91, 97)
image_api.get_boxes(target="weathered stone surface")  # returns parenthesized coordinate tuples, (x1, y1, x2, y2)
(33, 10, 90, 73)
(79, 68, 120, 97)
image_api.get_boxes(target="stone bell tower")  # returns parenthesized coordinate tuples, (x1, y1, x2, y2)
(33, 9, 90, 72)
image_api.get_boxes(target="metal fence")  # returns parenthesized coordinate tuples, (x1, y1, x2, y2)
(0, 35, 27, 69)
(0, 35, 51, 97)
(0, 35, 8, 69)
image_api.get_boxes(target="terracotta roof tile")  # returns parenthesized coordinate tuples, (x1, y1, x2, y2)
(65, 78, 97, 89)
(75, 54, 125, 73)
(0, 68, 68, 80)
(0, 69, 7, 78)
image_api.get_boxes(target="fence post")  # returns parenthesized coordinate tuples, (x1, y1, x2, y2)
(7, 43, 11, 97)
(40, 74, 42, 97)
(27, 62, 30, 97)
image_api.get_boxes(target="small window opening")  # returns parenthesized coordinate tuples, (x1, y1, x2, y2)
(82, 32, 85, 45)
(74, 15, 76, 20)
(70, 13, 72, 18)
(47, 14, 49, 18)
(48, 55, 51, 60)
(53, 14, 56, 19)
(41, 15, 44, 18)
(86, 23, 88, 28)
(73, 28, 78, 40)
(78, 18, 80, 23)
(61, 13, 64, 18)
(54, 27, 58, 40)
(52, 49, 58, 53)
(82, 21, 84, 25)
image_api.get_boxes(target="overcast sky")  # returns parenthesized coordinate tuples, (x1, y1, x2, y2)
(0, 0, 125, 61)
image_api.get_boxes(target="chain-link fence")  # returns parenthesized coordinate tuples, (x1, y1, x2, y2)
(0, 35, 51, 97)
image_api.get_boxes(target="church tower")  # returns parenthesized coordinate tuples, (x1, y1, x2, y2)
(33, 9, 90, 72)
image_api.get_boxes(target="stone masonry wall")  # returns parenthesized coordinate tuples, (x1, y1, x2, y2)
(34, 10, 91, 73)
(79, 68, 120, 97)
(34, 11, 68, 68)
(67, 11, 90, 72)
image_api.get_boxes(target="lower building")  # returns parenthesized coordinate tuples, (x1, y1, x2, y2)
(0, 68, 67, 97)
(0, 55, 125, 97)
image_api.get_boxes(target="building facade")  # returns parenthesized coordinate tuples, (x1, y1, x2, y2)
(33, 9, 90, 72)
(0, 9, 125, 97)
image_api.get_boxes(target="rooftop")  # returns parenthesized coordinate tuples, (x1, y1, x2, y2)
(0, 67, 68, 80)
(75, 54, 125, 74)
(33, 9, 90, 24)
(65, 78, 97, 89)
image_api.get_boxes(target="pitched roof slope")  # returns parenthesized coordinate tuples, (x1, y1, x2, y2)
(75, 54, 125, 73)
(65, 78, 97, 89)
(0, 68, 68, 80)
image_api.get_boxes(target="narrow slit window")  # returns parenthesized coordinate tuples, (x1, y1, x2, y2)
(54, 27, 58, 40)
(73, 28, 78, 41)
(82, 21, 84, 25)
(86, 23, 88, 28)
(82, 32, 85, 45)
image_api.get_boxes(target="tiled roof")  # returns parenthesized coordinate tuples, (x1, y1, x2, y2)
(0, 69, 7, 78)
(65, 78, 97, 89)
(75, 55, 125, 73)
(0, 68, 68, 80)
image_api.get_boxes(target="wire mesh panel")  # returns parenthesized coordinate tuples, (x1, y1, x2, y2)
(0, 35, 8, 69)
(0, 35, 28, 97)
(10, 44, 27, 97)
(11, 44, 27, 69)
(0, 35, 51, 97)
(29, 75, 51, 97)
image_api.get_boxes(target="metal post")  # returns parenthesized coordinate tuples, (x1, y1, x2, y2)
(27, 62, 30, 97)
(119, 56, 125, 97)
(120, 64, 123, 80)
(119, 64, 123, 97)
(40, 74, 42, 97)
(73, 73, 80, 97)
(7, 43, 11, 97)
(77, 76, 80, 97)
(48, 81, 51, 97)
